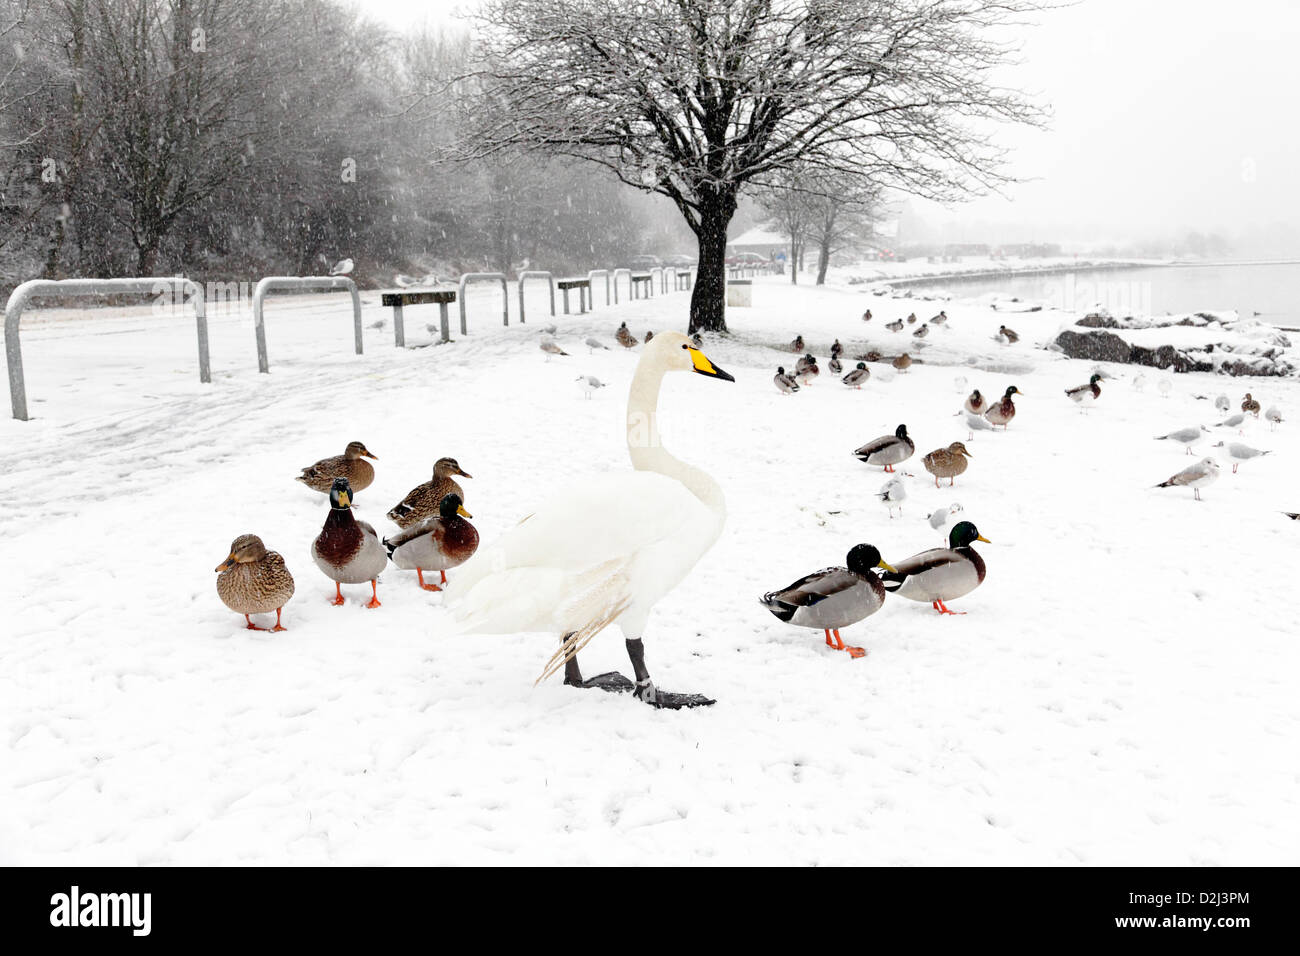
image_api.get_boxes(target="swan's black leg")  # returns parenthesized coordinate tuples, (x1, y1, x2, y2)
(562, 632, 634, 693)
(626, 638, 716, 709)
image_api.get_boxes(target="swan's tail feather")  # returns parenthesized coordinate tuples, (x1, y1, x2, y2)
(533, 559, 633, 685)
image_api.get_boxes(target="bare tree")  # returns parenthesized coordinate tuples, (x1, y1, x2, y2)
(459, 0, 1045, 332)
(805, 176, 883, 284)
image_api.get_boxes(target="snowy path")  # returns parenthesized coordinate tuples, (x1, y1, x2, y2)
(2, 277, 1297, 864)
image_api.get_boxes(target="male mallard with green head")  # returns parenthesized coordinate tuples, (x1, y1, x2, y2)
(215, 534, 295, 631)
(984, 386, 1022, 428)
(923, 441, 972, 488)
(854, 424, 914, 472)
(761, 544, 897, 659)
(296, 440, 378, 494)
(312, 477, 387, 608)
(387, 456, 473, 528)
(384, 494, 479, 591)
(1065, 373, 1103, 408)
(881, 521, 990, 615)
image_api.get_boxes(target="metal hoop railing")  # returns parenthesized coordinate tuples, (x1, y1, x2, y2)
(458, 273, 509, 333)
(517, 271, 555, 325)
(252, 276, 362, 374)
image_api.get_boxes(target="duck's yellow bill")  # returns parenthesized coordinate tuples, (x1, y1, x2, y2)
(689, 348, 735, 382)
(338, 491, 351, 508)
(362, 450, 378, 460)
(215, 555, 235, 572)
(457, 505, 473, 518)
(877, 559, 898, 573)
(977, 534, 991, 543)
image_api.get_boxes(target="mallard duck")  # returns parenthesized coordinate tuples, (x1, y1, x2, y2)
(1155, 456, 1220, 501)
(1065, 373, 1103, 408)
(449, 332, 734, 709)
(644, 330, 654, 343)
(861, 310, 872, 322)
(906, 312, 917, 324)
(912, 323, 929, 339)
(885, 319, 904, 332)
(296, 441, 377, 494)
(881, 521, 989, 615)
(1155, 425, 1208, 455)
(616, 322, 637, 348)
(790, 334, 805, 353)
(1241, 393, 1261, 416)
(387, 457, 472, 529)
(923, 441, 972, 488)
(842, 362, 870, 388)
(774, 366, 800, 394)
(799, 355, 819, 384)
(830, 339, 843, 358)
(878, 476, 906, 518)
(760, 544, 897, 659)
(930, 311, 948, 325)
(384, 493, 480, 591)
(1212, 441, 1270, 473)
(795, 353, 816, 376)
(215, 534, 295, 631)
(854, 424, 914, 472)
(998, 325, 1020, 344)
(964, 388, 987, 415)
(828, 357, 843, 375)
(892, 352, 912, 372)
(312, 477, 387, 607)
(984, 386, 1021, 429)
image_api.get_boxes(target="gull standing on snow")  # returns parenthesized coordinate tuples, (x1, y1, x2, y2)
(1212, 441, 1270, 473)
(576, 375, 605, 399)
(963, 411, 995, 440)
(1155, 425, 1208, 455)
(1265, 406, 1283, 429)
(927, 503, 964, 540)
(1214, 394, 1231, 413)
(1158, 379, 1172, 399)
(540, 337, 569, 359)
(878, 476, 907, 518)
(585, 337, 610, 353)
(1132, 373, 1147, 392)
(1155, 457, 1220, 501)
(1217, 412, 1246, 433)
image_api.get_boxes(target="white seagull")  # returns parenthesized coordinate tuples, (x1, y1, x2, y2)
(1155, 457, 1220, 501)
(1155, 425, 1209, 455)
(1212, 441, 1270, 473)
(878, 476, 907, 518)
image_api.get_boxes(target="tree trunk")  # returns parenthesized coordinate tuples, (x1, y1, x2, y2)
(816, 235, 832, 285)
(789, 230, 799, 284)
(688, 189, 736, 334)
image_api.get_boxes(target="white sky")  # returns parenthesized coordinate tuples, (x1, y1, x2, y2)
(357, 0, 1300, 244)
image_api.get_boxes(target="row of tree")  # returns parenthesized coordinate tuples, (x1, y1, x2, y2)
(1, 0, 1044, 331)
(0, 0, 687, 289)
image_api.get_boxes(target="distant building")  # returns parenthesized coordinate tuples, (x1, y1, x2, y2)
(727, 227, 788, 259)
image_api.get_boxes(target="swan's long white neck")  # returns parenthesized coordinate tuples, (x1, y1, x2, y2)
(626, 361, 725, 514)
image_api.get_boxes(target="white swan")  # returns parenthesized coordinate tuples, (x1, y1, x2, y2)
(447, 331, 733, 709)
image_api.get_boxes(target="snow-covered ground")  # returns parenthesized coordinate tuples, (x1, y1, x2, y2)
(2, 275, 1297, 865)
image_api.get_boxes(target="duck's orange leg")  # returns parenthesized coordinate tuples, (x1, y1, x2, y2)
(417, 569, 442, 592)
(244, 614, 268, 631)
(330, 582, 345, 606)
(884, 464, 894, 473)
(835, 629, 866, 659)
(440, 570, 448, 584)
(933, 599, 965, 616)
(271, 607, 287, 632)
(366, 580, 382, 609)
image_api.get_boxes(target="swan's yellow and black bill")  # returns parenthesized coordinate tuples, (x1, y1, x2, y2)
(457, 504, 473, 519)
(976, 534, 991, 543)
(689, 347, 735, 382)
(878, 559, 898, 573)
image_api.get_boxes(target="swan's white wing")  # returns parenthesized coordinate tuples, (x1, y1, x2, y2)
(447, 471, 716, 636)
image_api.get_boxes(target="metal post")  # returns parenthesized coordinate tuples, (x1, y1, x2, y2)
(517, 271, 555, 325)
(562, 288, 571, 315)
(393, 303, 405, 348)
(252, 276, 362, 374)
(5, 277, 209, 421)
(438, 302, 450, 343)
(587, 270, 611, 307)
(612, 268, 631, 305)
(457, 273, 508, 335)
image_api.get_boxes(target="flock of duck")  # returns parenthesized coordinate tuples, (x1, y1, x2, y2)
(213, 302, 1292, 708)
(215, 447, 478, 629)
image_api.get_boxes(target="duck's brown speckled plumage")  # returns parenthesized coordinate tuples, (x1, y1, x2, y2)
(215, 534, 295, 616)
(387, 457, 471, 528)
(296, 441, 377, 494)
(1242, 393, 1261, 416)
(923, 442, 972, 486)
(616, 322, 637, 348)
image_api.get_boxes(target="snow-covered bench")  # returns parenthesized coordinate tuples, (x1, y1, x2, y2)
(556, 278, 592, 314)
(381, 289, 456, 345)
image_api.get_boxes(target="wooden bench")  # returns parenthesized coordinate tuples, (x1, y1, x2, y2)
(556, 278, 591, 315)
(674, 269, 692, 291)
(381, 290, 457, 345)
(630, 272, 654, 300)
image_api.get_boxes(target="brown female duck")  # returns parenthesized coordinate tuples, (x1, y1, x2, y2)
(387, 456, 472, 528)
(296, 440, 378, 494)
(923, 441, 973, 488)
(215, 534, 295, 630)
